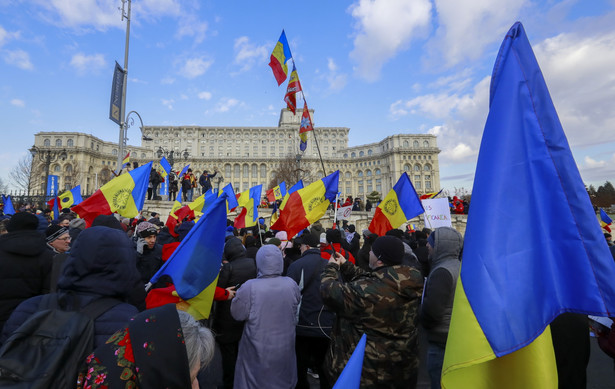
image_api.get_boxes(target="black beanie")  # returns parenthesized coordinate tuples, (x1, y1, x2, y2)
(326, 229, 342, 244)
(6, 212, 39, 232)
(92, 214, 124, 231)
(371, 236, 404, 266)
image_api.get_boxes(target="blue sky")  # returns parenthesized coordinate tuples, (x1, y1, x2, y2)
(1, 0, 614, 193)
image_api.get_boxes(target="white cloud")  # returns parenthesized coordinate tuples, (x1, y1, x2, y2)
(161, 76, 175, 85)
(38, 0, 124, 30)
(214, 97, 240, 113)
(161, 98, 174, 110)
(349, 0, 432, 81)
(179, 56, 213, 78)
(175, 15, 208, 44)
(326, 58, 347, 92)
(584, 156, 607, 169)
(198, 91, 212, 100)
(3, 49, 33, 70)
(233, 36, 268, 73)
(10, 99, 25, 107)
(70, 52, 106, 75)
(427, 0, 527, 67)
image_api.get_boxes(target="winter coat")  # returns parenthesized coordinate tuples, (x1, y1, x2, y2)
(320, 261, 424, 388)
(135, 242, 163, 284)
(420, 226, 463, 346)
(214, 238, 257, 343)
(231, 245, 300, 389)
(287, 248, 334, 337)
(0, 230, 53, 333)
(199, 171, 217, 192)
(0, 226, 140, 348)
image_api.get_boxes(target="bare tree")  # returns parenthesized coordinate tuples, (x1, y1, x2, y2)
(268, 154, 315, 189)
(0, 176, 8, 193)
(9, 154, 33, 194)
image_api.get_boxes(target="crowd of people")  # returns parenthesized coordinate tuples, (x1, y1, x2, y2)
(0, 195, 613, 388)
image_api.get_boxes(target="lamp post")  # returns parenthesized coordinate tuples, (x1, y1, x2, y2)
(216, 175, 224, 192)
(156, 147, 189, 170)
(29, 145, 67, 197)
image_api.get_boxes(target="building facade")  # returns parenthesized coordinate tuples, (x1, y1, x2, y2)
(31, 109, 441, 198)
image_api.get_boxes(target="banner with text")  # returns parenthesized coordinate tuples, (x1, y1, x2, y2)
(421, 198, 452, 229)
(335, 205, 352, 220)
(46, 175, 59, 198)
(109, 61, 125, 125)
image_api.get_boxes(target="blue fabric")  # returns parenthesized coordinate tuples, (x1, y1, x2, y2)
(462, 22, 615, 357)
(128, 162, 152, 211)
(151, 194, 227, 299)
(332, 333, 366, 389)
(322, 171, 340, 202)
(2, 195, 15, 215)
(222, 183, 239, 210)
(249, 185, 262, 222)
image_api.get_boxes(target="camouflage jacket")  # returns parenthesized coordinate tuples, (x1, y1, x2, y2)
(320, 261, 424, 388)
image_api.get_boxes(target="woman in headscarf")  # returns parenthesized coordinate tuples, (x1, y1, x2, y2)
(77, 304, 215, 389)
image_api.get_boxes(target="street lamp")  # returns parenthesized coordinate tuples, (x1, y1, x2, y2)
(156, 147, 189, 169)
(29, 145, 67, 197)
(216, 175, 224, 192)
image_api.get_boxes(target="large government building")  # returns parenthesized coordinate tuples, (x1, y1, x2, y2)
(30, 109, 441, 199)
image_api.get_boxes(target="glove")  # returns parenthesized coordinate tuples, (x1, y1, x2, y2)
(136, 237, 147, 254)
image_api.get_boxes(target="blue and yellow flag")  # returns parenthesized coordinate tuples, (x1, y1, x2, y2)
(159, 157, 171, 178)
(442, 22, 615, 389)
(189, 189, 218, 215)
(234, 185, 263, 228)
(58, 185, 83, 209)
(368, 172, 424, 236)
(151, 193, 228, 320)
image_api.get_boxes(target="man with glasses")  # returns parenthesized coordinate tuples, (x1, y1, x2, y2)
(45, 225, 71, 254)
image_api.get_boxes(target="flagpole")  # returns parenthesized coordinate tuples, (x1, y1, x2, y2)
(333, 192, 339, 227)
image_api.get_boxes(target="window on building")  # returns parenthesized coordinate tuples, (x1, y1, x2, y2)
(376, 178, 382, 192)
(359, 151, 364, 157)
(234, 164, 240, 177)
(358, 181, 364, 193)
(141, 153, 146, 158)
(343, 153, 348, 158)
(55, 139, 62, 147)
(345, 172, 351, 179)
(225, 164, 231, 176)
(375, 169, 381, 175)
(413, 140, 419, 148)
(425, 181, 432, 189)
(404, 164, 410, 171)
(53, 164, 61, 172)
(260, 164, 267, 178)
(424, 164, 432, 171)
(65, 164, 73, 173)
(252, 164, 258, 178)
(357, 171, 363, 178)
(423, 140, 429, 147)
(44, 139, 51, 146)
(366, 170, 372, 177)
(414, 164, 421, 171)
(403, 140, 409, 148)
(351, 152, 356, 158)
(415, 175, 421, 182)
(112, 149, 118, 156)
(67, 139, 74, 147)
(415, 181, 422, 189)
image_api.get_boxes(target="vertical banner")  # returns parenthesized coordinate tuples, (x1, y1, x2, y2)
(109, 61, 125, 125)
(47, 175, 59, 197)
(421, 198, 452, 229)
(159, 179, 168, 197)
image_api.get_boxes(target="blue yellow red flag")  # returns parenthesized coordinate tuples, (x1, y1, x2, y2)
(600, 208, 612, 233)
(122, 152, 130, 168)
(271, 171, 339, 238)
(368, 172, 424, 236)
(267, 182, 287, 203)
(442, 22, 615, 389)
(150, 193, 228, 320)
(280, 180, 304, 210)
(58, 185, 83, 209)
(333, 333, 366, 389)
(284, 65, 302, 114)
(269, 30, 292, 86)
(299, 102, 313, 152)
(221, 183, 239, 211)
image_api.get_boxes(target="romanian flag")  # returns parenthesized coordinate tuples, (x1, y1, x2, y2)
(58, 185, 83, 209)
(150, 193, 228, 320)
(280, 180, 304, 210)
(271, 171, 339, 238)
(442, 22, 615, 389)
(269, 29, 292, 86)
(600, 208, 612, 233)
(266, 182, 287, 203)
(234, 185, 263, 228)
(368, 172, 424, 236)
(332, 333, 366, 389)
(299, 102, 313, 152)
(221, 183, 239, 211)
(270, 201, 280, 226)
(284, 65, 302, 114)
(189, 189, 218, 216)
(122, 152, 130, 168)
(72, 162, 152, 226)
(419, 189, 443, 200)
(158, 156, 172, 180)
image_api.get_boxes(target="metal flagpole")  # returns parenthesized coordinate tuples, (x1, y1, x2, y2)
(116, 0, 132, 171)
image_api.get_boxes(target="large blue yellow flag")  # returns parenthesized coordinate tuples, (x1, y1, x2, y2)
(234, 185, 263, 228)
(159, 157, 171, 179)
(441, 22, 615, 389)
(150, 193, 228, 320)
(189, 189, 218, 215)
(333, 334, 366, 389)
(58, 185, 83, 209)
(368, 172, 424, 236)
(221, 183, 239, 211)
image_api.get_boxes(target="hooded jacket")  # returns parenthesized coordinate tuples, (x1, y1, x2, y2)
(231, 245, 300, 389)
(213, 237, 257, 343)
(1, 227, 140, 348)
(0, 230, 53, 333)
(420, 226, 463, 346)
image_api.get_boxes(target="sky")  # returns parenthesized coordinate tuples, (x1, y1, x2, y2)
(1, 0, 614, 193)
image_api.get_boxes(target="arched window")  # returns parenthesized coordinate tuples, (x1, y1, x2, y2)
(424, 164, 432, 171)
(351, 152, 356, 158)
(343, 153, 348, 158)
(368, 149, 373, 156)
(366, 169, 372, 177)
(44, 139, 51, 147)
(413, 140, 419, 148)
(112, 149, 118, 156)
(242, 164, 249, 177)
(414, 164, 421, 172)
(375, 168, 381, 175)
(357, 171, 363, 178)
(234, 164, 240, 177)
(260, 164, 267, 178)
(225, 164, 231, 176)
(423, 140, 429, 147)
(251, 164, 258, 178)
(359, 151, 364, 157)
(67, 139, 74, 147)
(404, 164, 410, 171)
(141, 153, 146, 158)
(403, 140, 409, 148)
(64, 164, 73, 173)
(55, 139, 62, 147)
(345, 172, 351, 179)
(53, 164, 61, 172)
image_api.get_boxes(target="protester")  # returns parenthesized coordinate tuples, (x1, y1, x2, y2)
(134, 221, 163, 284)
(344, 224, 360, 258)
(169, 172, 179, 202)
(77, 304, 216, 389)
(231, 244, 301, 388)
(320, 228, 356, 264)
(199, 168, 218, 194)
(356, 231, 378, 272)
(46, 224, 71, 254)
(420, 226, 463, 389)
(287, 233, 334, 389)
(0, 212, 53, 334)
(320, 235, 424, 388)
(1, 226, 140, 348)
(213, 237, 257, 389)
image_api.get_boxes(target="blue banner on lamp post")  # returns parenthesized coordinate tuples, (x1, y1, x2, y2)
(47, 175, 59, 197)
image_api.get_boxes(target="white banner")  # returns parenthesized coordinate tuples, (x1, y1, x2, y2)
(335, 205, 352, 220)
(421, 198, 452, 228)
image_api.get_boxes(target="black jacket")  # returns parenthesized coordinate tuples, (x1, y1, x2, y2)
(135, 242, 163, 284)
(287, 248, 334, 337)
(0, 230, 53, 333)
(213, 238, 257, 343)
(1, 227, 140, 348)
(199, 171, 217, 192)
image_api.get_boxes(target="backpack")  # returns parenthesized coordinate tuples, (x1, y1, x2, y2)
(0, 294, 121, 389)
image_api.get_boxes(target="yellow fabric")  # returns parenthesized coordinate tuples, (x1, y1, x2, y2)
(182, 275, 220, 320)
(442, 279, 558, 389)
(377, 188, 407, 229)
(57, 190, 75, 209)
(296, 180, 329, 224)
(100, 172, 139, 218)
(236, 189, 250, 207)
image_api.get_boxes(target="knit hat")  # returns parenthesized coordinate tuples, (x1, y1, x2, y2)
(177, 221, 195, 241)
(6, 212, 39, 232)
(296, 233, 320, 248)
(92, 215, 124, 231)
(348, 224, 356, 233)
(371, 236, 404, 266)
(325, 229, 342, 244)
(362, 229, 372, 238)
(136, 221, 158, 238)
(46, 224, 69, 243)
(69, 218, 86, 231)
(267, 237, 281, 247)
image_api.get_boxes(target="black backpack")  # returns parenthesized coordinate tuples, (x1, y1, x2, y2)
(0, 294, 121, 388)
